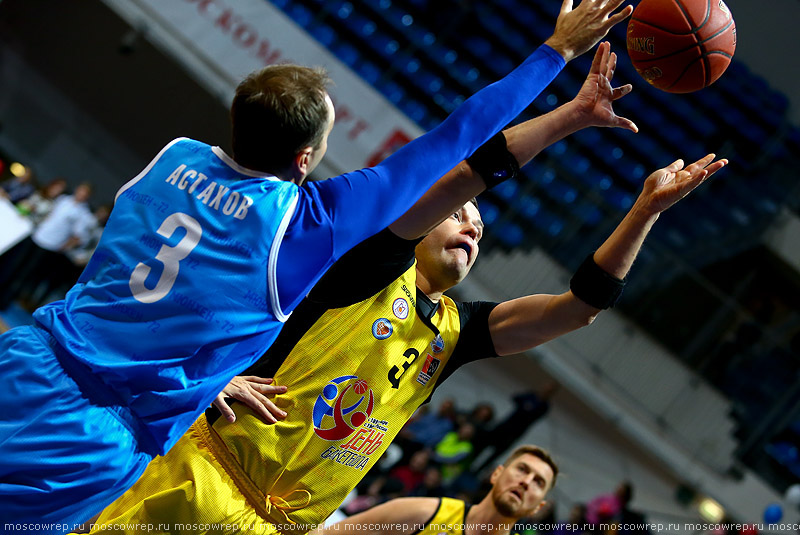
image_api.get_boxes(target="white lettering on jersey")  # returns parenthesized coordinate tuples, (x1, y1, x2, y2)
(178, 170, 197, 190)
(189, 173, 207, 194)
(165, 164, 186, 185)
(222, 191, 240, 215)
(209, 184, 230, 210)
(196, 181, 216, 204)
(234, 196, 253, 220)
(164, 164, 254, 221)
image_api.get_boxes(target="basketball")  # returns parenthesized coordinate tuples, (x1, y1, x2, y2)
(626, 0, 737, 93)
(353, 379, 369, 394)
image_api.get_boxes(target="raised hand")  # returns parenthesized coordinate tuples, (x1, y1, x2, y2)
(212, 375, 288, 424)
(546, 0, 634, 62)
(639, 154, 728, 215)
(572, 42, 638, 132)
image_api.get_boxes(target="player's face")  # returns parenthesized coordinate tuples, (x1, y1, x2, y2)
(305, 94, 336, 178)
(415, 202, 483, 291)
(489, 453, 553, 519)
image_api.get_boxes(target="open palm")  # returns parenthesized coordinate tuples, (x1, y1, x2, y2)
(641, 154, 728, 214)
(573, 42, 638, 132)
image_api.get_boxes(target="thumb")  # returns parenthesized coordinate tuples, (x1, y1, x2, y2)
(666, 159, 684, 172)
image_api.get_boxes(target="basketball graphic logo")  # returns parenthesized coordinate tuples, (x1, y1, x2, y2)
(353, 379, 369, 394)
(313, 375, 375, 441)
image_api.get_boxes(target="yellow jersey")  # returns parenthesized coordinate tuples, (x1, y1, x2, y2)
(417, 497, 469, 535)
(209, 260, 462, 532)
(88, 229, 499, 535)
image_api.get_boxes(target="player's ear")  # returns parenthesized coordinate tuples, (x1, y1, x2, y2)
(533, 500, 548, 515)
(291, 146, 314, 182)
(489, 465, 504, 485)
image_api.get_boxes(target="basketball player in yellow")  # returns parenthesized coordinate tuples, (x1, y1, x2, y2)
(314, 445, 557, 535)
(82, 38, 727, 535)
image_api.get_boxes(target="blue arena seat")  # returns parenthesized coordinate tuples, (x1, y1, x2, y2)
(286, 3, 314, 27)
(492, 179, 520, 202)
(307, 22, 337, 48)
(369, 32, 401, 60)
(340, 12, 377, 41)
(329, 41, 360, 68)
(398, 98, 428, 123)
(496, 221, 525, 247)
(375, 78, 405, 104)
(476, 197, 501, 226)
(409, 68, 444, 96)
(354, 59, 382, 85)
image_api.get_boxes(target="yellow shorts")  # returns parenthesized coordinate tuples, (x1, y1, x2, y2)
(84, 419, 278, 535)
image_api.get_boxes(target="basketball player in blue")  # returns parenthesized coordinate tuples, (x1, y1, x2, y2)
(0, 0, 634, 530)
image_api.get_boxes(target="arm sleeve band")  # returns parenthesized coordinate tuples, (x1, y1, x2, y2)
(466, 132, 520, 189)
(569, 253, 626, 309)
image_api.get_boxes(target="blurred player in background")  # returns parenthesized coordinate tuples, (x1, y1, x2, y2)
(313, 445, 558, 535)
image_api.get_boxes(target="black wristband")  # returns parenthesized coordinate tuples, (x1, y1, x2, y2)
(569, 253, 626, 309)
(466, 131, 519, 189)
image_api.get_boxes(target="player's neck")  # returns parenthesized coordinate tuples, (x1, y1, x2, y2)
(465, 500, 515, 535)
(414, 270, 444, 303)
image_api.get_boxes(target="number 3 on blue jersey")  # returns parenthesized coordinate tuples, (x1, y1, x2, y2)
(129, 212, 203, 304)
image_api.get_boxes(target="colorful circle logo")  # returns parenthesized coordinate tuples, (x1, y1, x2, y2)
(312, 375, 375, 441)
(392, 298, 409, 320)
(372, 318, 393, 340)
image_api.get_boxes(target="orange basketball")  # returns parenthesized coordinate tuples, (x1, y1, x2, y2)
(626, 0, 736, 93)
(353, 379, 369, 394)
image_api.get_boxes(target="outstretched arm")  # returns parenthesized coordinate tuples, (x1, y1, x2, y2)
(308, 0, 632, 258)
(489, 154, 727, 356)
(312, 497, 439, 535)
(277, 1, 632, 313)
(390, 42, 637, 240)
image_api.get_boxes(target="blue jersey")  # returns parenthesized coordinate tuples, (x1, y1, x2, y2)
(29, 44, 565, 457)
(34, 138, 300, 453)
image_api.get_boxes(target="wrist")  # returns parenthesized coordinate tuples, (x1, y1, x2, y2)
(628, 199, 661, 227)
(560, 99, 593, 131)
(544, 36, 574, 62)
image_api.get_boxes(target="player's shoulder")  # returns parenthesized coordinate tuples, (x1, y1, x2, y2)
(160, 137, 212, 156)
(386, 497, 442, 521)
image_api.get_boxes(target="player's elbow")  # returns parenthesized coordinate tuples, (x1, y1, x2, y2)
(576, 311, 599, 328)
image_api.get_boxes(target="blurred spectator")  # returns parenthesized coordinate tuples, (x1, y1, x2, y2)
(410, 466, 446, 497)
(398, 398, 458, 450)
(15, 177, 68, 226)
(65, 204, 111, 268)
(0, 165, 36, 203)
(387, 448, 431, 493)
(587, 481, 651, 534)
(468, 402, 495, 456)
(0, 182, 93, 309)
(474, 382, 558, 472)
(24, 204, 113, 307)
(434, 421, 475, 483)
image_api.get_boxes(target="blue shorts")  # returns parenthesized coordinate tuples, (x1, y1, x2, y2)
(0, 326, 153, 534)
